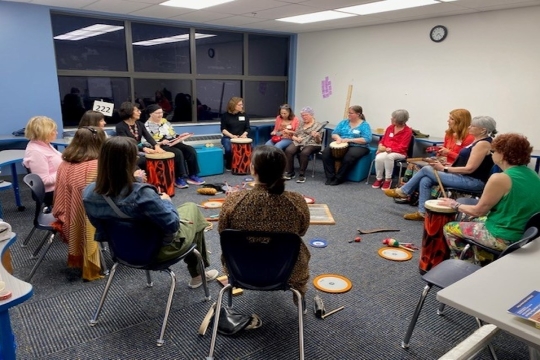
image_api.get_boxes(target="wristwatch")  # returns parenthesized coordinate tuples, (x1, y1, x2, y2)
(443, 167, 449, 173)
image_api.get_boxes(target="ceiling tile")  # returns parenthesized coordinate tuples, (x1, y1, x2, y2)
(31, 0, 96, 8)
(82, 0, 151, 13)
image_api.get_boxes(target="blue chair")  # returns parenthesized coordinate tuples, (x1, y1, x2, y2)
(86, 216, 211, 346)
(22, 174, 57, 282)
(207, 230, 305, 360)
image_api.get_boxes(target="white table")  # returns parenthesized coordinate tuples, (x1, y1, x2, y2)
(437, 239, 540, 359)
(0, 233, 33, 360)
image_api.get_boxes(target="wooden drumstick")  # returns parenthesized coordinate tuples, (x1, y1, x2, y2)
(432, 167, 448, 198)
(343, 85, 353, 119)
(321, 306, 345, 319)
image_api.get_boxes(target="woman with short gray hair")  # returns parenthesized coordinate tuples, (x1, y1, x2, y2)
(385, 116, 496, 221)
(372, 109, 413, 190)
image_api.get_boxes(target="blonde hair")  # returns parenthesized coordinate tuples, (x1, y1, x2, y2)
(227, 97, 244, 114)
(446, 109, 471, 141)
(25, 116, 58, 142)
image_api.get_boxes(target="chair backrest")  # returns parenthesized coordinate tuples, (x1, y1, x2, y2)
(220, 229, 302, 291)
(95, 217, 165, 268)
(23, 173, 46, 225)
(406, 135, 415, 158)
(499, 227, 539, 258)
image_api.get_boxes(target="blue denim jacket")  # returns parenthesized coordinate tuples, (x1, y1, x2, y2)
(83, 182, 179, 242)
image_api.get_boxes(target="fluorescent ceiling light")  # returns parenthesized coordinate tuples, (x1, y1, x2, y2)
(54, 24, 123, 41)
(160, 0, 234, 10)
(133, 33, 215, 46)
(277, 10, 356, 24)
(337, 0, 440, 15)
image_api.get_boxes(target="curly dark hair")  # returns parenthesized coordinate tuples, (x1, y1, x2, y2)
(491, 133, 532, 166)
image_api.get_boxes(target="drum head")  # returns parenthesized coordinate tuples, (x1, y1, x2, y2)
(425, 199, 455, 213)
(377, 247, 412, 261)
(303, 195, 315, 204)
(146, 152, 175, 160)
(231, 137, 253, 144)
(201, 198, 226, 209)
(313, 274, 352, 294)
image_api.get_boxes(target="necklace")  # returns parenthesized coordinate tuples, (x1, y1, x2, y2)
(128, 123, 139, 139)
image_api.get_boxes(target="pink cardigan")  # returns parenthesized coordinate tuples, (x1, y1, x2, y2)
(23, 140, 63, 193)
(272, 116, 299, 139)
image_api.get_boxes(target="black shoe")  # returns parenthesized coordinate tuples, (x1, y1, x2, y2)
(325, 177, 334, 185)
(329, 178, 341, 186)
(283, 172, 295, 180)
(296, 175, 306, 183)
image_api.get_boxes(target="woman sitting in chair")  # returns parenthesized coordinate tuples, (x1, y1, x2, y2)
(83, 137, 218, 289)
(439, 133, 540, 263)
(283, 106, 323, 184)
(372, 109, 413, 190)
(265, 104, 299, 150)
(53, 126, 107, 281)
(438, 109, 475, 165)
(385, 116, 497, 221)
(218, 145, 311, 298)
(322, 105, 372, 186)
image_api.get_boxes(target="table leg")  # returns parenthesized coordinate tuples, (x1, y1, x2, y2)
(10, 164, 24, 211)
(0, 311, 16, 360)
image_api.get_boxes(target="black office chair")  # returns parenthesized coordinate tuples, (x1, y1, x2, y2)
(86, 217, 211, 347)
(207, 230, 305, 360)
(366, 135, 415, 185)
(402, 225, 540, 356)
(22, 173, 57, 282)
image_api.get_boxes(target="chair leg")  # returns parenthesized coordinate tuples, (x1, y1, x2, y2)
(291, 288, 305, 360)
(146, 270, 153, 287)
(207, 284, 232, 360)
(21, 227, 37, 248)
(26, 232, 55, 282)
(193, 249, 211, 301)
(475, 318, 498, 360)
(437, 303, 446, 315)
(31, 231, 52, 259)
(311, 155, 316, 178)
(402, 284, 433, 349)
(99, 242, 109, 276)
(89, 262, 119, 326)
(157, 269, 177, 347)
(459, 244, 471, 260)
(365, 159, 375, 184)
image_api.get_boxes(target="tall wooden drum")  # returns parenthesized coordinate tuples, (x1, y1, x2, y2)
(419, 200, 456, 274)
(146, 152, 175, 196)
(329, 141, 348, 173)
(231, 138, 252, 175)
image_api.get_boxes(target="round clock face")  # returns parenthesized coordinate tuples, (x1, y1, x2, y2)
(430, 25, 447, 43)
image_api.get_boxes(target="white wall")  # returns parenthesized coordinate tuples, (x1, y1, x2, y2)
(295, 6, 540, 148)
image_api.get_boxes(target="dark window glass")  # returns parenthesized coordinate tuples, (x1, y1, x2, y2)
(51, 14, 126, 71)
(244, 81, 287, 118)
(133, 79, 192, 122)
(195, 30, 243, 75)
(248, 35, 289, 76)
(131, 23, 190, 73)
(196, 80, 241, 120)
(58, 76, 130, 127)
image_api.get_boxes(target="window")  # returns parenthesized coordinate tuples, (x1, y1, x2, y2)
(58, 76, 130, 126)
(131, 23, 190, 73)
(248, 35, 289, 76)
(244, 81, 287, 118)
(52, 14, 126, 71)
(133, 79, 191, 122)
(196, 80, 241, 120)
(195, 30, 243, 75)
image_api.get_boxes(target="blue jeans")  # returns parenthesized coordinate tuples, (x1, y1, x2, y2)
(221, 137, 232, 156)
(400, 166, 485, 214)
(265, 138, 293, 150)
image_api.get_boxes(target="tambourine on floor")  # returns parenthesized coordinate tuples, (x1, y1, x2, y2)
(313, 274, 352, 294)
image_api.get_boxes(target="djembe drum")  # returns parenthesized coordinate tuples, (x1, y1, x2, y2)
(329, 141, 349, 173)
(419, 199, 456, 274)
(231, 138, 252, 175)
(145, 152, 175, 196)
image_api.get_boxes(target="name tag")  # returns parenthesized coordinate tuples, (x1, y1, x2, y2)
(352, 129, 360, 134)
(239, 116, 245, 121)
(389, 133, 394, 138)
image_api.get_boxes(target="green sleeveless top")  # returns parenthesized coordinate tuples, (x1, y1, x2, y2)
(485, 166, 540, 242)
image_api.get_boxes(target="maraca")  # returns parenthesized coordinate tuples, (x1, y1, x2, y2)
(382, 238, 415, 252)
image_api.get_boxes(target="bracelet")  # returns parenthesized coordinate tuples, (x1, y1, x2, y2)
(452, 202, 461, 211)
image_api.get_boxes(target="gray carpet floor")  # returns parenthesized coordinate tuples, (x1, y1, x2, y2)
(1, 159, 529, 359)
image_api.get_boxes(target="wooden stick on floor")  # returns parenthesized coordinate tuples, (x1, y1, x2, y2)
(343, 85, 353, 119)
(432, 167, 448, 198)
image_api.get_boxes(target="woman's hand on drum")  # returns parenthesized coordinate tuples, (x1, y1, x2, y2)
(154, 145, 166, 153)
(438, 198, 459, 210)
(240, 133, 248, 138)
(134, 169, 147, 183)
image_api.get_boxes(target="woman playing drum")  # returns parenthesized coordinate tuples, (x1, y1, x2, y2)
(144, 104, 205, 188)
(322, 105, 372, 186)
(283, 106, 323, 183)
(439, 133, 540, 264)
(265, 104, 299, 150)
(385, 116, 497, 221)
(220, 97, 250, 171)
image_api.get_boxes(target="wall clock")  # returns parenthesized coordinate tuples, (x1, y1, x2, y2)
(430, 25, 448, 43)
(208, 48, 215, 58)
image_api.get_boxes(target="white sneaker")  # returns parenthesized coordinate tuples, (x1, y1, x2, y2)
(188, 269, 219, 289)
